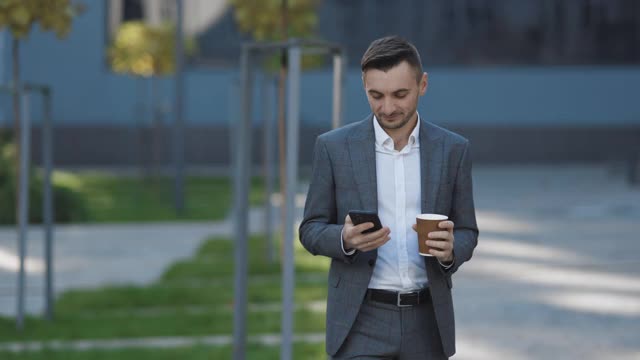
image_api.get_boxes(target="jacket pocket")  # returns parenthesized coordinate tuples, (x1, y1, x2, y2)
(329, 274, 341, 288)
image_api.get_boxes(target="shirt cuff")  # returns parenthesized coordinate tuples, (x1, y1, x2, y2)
(340, 228, 356, 255)
(438, 258, 455, 270)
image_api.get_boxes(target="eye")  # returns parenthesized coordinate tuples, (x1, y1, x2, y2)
(395, 92, 408, 99)
(371, 94, 382, 100)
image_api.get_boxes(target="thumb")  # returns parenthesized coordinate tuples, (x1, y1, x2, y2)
(345, 215, 353, 225)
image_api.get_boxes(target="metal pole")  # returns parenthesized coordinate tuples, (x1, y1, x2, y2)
(16, 92, 30, 330)
(42, 88, 54, 321)
(228, 75, 239, 199)
(263, 75, 276, 263)
(233, 45, 253, 360)
(281, 43, 301, 360)
(173, 0, 185, 214)
(331, 53, 344, 129)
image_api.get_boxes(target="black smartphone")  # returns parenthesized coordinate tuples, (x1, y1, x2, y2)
(348, 210, 383, 234)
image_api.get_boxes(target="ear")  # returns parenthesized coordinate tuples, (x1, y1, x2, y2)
(419, 72, 428, 96)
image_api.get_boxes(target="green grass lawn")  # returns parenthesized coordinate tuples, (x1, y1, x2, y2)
(0, 235, 330, 359)
(53, 171, 266, 223)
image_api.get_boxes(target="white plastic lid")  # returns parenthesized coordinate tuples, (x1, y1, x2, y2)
(416, 214, 448, 221)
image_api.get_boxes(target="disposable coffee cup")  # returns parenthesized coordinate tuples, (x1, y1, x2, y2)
(416, 214, 448, 256)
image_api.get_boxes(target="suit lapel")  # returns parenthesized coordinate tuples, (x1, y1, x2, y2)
(419, 120, 445, 270)
(419, 120, 444, 214)
(348, 116, 378, 212)
(347, 116, 444, 214)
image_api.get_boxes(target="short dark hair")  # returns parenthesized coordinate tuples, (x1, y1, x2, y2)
(361, 36, 423, 82)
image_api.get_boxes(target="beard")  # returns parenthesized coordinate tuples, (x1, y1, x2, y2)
(376, 109, 417, 131)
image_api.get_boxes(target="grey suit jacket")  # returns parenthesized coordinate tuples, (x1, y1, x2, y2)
(299, 115, 479, 357)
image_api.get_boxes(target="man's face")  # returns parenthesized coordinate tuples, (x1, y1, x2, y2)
(362, 61, 427, 131)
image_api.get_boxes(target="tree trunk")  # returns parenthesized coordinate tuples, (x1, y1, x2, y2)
(135, 76, 146, 178)
(277, 0, 289, 260)
(12, 38, 21, 221)
(277, 59, 286, 248)
(150, 76, 162, 184)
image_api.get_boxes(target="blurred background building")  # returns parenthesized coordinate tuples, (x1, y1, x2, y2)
(0, 0, 638, 168)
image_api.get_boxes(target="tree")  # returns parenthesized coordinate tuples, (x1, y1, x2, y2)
(229, 0, 322, 261)
(0, 0, 84, 218)
(108, 21, 185, 77)
(230, 0, 323, 69)
(231, 0, 319, 41)
(108, 20, 196, 182)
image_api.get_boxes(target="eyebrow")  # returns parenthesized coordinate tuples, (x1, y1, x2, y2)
(368, 89, 410, 96)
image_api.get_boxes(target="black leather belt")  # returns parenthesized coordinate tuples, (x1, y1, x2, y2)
(366, 288, 431, 307)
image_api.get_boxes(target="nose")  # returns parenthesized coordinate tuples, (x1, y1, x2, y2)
(379, 98, 394, 115)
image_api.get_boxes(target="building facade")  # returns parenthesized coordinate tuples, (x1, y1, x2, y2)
(0, 0, 639, 167)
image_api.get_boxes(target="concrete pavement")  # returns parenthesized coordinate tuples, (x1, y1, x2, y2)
(453, 165, 640, 359)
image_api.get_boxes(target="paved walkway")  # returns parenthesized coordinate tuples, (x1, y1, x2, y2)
(0, 332, 557, 360)
(0, 333, 326, 353)
(0, 165, 639, 359)
(0, 208, 269, 316)
(454, 165, 640, 360)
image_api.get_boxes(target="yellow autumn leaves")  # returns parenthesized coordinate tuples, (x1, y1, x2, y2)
(0, 0, 83, 39)
(230, 0, 320, 41)
(108, 20, 197, 77)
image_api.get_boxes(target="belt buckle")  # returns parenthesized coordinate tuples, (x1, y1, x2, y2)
(397, 291, 418, 307)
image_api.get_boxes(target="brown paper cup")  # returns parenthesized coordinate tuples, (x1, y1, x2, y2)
(416, 214, 448, 256)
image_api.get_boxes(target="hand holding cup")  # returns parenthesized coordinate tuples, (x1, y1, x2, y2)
(413, 214, 454, 263)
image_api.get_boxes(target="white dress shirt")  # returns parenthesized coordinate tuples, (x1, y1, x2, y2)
(368, 115, 428, 291)
(341, 114, 452, 290)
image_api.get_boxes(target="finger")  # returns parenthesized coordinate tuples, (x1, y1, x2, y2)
(371, 226, 391, 237)
(352, 222, 375, 234)
(428, 231, 451, 240)
(345, 215, 353, 225)
(427, 240, 450, 251)
(411, 224, 417, 232)
(438, 220, 454, 230)
(428, 248, 450, 259)
(351, 231, 380, 248)
(359, 233, 389, 250)
(360, 235, 390, 252)
(360, 227, 390, 243)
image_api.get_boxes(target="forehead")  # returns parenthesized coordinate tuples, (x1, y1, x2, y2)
(363, 61, 417, 92)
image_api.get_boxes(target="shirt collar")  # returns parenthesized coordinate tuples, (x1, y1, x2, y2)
(373, 113, 421, 150)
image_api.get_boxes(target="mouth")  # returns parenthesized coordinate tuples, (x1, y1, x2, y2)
(380, 113, 402, 122)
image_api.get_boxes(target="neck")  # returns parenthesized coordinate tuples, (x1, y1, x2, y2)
(387, 112, 418, 151)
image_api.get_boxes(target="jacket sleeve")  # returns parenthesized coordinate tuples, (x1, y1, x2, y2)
(299, 136, 357, 263)
(446, 141, 479, 275)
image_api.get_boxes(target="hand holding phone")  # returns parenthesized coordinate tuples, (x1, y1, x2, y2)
(348, 210, 383, 234)
(343, 210, 390, 252)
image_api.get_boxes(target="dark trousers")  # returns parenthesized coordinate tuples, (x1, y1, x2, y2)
(331, 296, 447, 360)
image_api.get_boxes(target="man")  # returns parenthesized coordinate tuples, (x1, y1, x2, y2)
(299, 36, 479, 359)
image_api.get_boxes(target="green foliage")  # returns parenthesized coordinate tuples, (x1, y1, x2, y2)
(66, 175, 263, 223)
(230, 0, 320, 41)
(229, 0, 326, 70)
(0, 141, 88, 225)
(108, 21, 198, 77)
(0, 0, 84, 39)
